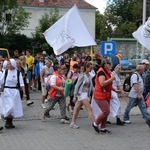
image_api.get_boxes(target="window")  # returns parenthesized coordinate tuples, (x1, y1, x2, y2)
(39, 0, 44, 2)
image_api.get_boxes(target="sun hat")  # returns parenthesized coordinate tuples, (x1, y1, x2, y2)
(141, 59, 149, 64)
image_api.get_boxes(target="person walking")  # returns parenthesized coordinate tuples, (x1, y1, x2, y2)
(92, 58, 115, 134)
(123, 65, 150, 128)
(35, 54, 45, 92)
(107, 64, 125, 125)
(66, 64, 80, 113)
(0, 59, 26, 129)
(70, 62, 95, 129)
(42, 65, 69, 124)
(16, 59, 34, 106)
(40, 59, 54, 109)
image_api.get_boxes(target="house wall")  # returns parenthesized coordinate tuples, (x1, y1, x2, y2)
(20, 6, 96, 38)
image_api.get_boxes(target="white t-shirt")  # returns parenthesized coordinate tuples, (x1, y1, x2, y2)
(129, 72, 144, 98)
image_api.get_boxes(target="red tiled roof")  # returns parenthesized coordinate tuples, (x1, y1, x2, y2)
(18, 0, 96, 9)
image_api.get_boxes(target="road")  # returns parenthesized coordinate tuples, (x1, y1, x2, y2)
(0, 91, 150, 150)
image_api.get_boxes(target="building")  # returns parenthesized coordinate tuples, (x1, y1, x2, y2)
(18, 0, 97, 38)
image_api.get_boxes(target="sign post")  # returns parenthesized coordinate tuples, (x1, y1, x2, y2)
(101, 41, 116, 56)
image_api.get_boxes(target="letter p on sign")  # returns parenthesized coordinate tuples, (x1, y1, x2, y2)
(101, 41, 116, 56)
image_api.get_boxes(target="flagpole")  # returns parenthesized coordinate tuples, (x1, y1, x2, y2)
(142, 0, 146, 59)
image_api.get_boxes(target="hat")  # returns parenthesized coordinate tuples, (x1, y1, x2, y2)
(141, 59, 149, 64)
(42, 51, 47, 55)
(101, 58, 111, 66)
(10, 58, 17, 69)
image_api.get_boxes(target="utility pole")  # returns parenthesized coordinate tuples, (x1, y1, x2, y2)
(142, 0, 147, 59)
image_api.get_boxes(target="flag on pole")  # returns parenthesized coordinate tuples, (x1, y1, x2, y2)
(90, 46, 93, 60)
(132, 17, 150, 50)
(43, 5, 96, 55)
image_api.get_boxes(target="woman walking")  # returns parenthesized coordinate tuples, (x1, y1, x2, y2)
(40, 59, 54, 109)
(0, 59, 26, 128)
(43, 65, 69, 124)
(70, 62, 95, 129)
(92, 58, 115, 134)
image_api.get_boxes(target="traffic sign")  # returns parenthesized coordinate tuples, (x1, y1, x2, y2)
(101, 41, 116, 56)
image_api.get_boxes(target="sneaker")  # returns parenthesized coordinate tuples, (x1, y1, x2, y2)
(64, 116, 70, 120)
(0, 126, 3, 131)
(92, 123, 100, 133)
(26, 100, 34, 106)
(100, 129, 112, 134)
(106, 121, 112, 124)
(45, 99, 48, 103)
(123, 120, 131, 124)
(146, 120, 150, 128)
(70, 123, 79, 129)
(60, 119, 69, 124)
(44, 112, 51, 118)
(116, 118, 124, 126)
(41, 104, 46, 109)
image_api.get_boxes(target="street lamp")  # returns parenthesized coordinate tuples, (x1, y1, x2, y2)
(142, 0, 146, 59)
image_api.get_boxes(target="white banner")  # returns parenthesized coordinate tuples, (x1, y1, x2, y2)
(43, 5, 96, 55)
(132, 17, 150, 50)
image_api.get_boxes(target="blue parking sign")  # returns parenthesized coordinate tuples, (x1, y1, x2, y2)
(101, 41, 116, 56)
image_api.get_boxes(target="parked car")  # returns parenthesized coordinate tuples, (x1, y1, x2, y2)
(0, 48, 10, 59)
(120, 57, 132, 70)
(129, 54, 150, 68)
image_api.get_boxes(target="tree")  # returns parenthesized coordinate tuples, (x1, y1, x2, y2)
(0, 0, 31, 35)
(95, 10, 113, 41)
(105, 0, 150, 37)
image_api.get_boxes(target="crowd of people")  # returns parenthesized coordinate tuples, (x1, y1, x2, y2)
(0, 49, 150, 134)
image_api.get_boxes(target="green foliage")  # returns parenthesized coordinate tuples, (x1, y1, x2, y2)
(95, 10, 113, 41)
(32, 7, 60, 54)
(0, 33, 32, 56)
(113, 21, 137, 38)
(0, 0, 31, 35)
(104, 0, 150, 38)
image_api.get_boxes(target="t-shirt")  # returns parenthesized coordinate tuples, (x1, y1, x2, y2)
(69, 61, 78, 71)
(41, 66, 54, 79)
(26, 56, 34, 69)
(129, 72, 144, 98)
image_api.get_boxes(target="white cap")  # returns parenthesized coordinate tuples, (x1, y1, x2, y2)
(42, 51, 47, 55)
(141, 59, 149, 64)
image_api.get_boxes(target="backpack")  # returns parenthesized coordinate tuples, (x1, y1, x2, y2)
(144, 74, 150, 87)
(45, 75, 52, 91)
(123, 73, 139, 92)
(1, 69, 20, 91)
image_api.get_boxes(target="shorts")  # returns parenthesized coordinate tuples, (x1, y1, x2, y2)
(27, 70, 32, 81)
(77, 92, 88, 101)
(42, 85, 47, 96)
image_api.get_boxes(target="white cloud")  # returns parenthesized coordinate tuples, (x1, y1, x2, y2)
(85, 0, 107, 13)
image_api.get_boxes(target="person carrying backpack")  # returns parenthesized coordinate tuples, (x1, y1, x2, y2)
(0, 59, 26, 129)
(66, 64, 80, 113)
(123, 65, 150, 128)
(42, 65, 69, 124)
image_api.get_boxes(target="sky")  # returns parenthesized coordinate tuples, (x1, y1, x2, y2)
(85, 0, 108, 14)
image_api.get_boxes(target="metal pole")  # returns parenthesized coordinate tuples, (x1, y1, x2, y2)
(142, 0, 146, 59)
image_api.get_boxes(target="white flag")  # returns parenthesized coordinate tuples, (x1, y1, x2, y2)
(43, 5, 96, 55)
(132, 17, 150, 50)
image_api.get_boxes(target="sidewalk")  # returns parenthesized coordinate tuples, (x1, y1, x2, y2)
(0, 91, 150, 150)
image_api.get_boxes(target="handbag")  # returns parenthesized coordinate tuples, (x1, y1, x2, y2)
(145, 92, 150, 107)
